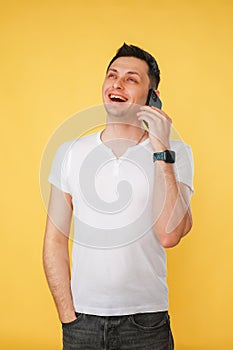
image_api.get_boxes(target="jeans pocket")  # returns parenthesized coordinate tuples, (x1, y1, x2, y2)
(129, 311, 168, 331)
(62, 312, 84, 328)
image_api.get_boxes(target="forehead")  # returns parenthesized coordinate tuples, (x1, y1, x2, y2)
(108, 56, 149, 75)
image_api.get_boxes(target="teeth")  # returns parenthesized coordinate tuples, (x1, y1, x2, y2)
(110, 94, 127, 102)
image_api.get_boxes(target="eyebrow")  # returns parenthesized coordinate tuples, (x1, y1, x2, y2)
(108, 68, 141, 78)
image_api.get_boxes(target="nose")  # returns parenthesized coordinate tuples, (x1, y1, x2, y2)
(112, 77, 124, 89)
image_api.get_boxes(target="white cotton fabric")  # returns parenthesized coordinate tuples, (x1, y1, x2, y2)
(48, 130, 194, 316)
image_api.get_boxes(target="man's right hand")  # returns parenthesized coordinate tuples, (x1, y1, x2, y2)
(60, 312, 77, 324)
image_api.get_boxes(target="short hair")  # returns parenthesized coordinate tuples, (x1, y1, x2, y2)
(107, 43, 160, 89)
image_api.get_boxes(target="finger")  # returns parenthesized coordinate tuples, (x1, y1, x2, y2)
(140, 109, 172, 123)
(137, 114, 165, 129)
(137, 110, 171, 124)
(140, 106, 172, 123)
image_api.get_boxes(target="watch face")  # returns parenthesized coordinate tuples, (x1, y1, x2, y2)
(165, 150, 175, 163)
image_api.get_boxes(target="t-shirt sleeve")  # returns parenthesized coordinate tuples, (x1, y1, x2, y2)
(48, 140, 74, 193)
(172, 141, 194, 194)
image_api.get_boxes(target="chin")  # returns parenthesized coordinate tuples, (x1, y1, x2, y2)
(103, 101, 140, 119)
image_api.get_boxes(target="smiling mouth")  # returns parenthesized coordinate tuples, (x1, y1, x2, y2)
(108, 94, 128, 102)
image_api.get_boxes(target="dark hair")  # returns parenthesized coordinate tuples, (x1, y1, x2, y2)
(107, 43, 160, 89)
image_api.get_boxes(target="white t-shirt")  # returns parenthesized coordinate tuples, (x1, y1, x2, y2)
(48, 130, 194, 316)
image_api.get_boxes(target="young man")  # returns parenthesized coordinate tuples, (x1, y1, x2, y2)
(43, 43, 194, 349)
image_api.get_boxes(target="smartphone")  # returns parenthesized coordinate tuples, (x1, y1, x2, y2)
(146, 89, 162, 109)
(143, 89, 162, 128)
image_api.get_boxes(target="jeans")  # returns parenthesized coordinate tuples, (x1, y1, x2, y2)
(62, 311, 174, 350)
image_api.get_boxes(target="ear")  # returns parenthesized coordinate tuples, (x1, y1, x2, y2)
(154, 89, 160, 97)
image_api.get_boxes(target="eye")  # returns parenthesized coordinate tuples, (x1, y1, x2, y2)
(107, 73, 116, 79)
(127, 77, 137, 83)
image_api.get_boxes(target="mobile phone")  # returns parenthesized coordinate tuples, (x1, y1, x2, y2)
(146, 89, 162, 109)
(143, 89, 162, 128)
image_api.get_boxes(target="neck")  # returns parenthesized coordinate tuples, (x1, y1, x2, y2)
(102, 120, 147, 143)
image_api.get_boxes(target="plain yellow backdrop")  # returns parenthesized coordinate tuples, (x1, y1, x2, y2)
(1, 0, 233, 349)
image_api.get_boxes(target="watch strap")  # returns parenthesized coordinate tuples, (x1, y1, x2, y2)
(153, 150, 175, 163)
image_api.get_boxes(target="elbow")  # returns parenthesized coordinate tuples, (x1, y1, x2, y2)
(153, 226, 182, 248)
(160, 235, 181, 248)
(154, 224, 192, 248)
(153, 215, 193, 248)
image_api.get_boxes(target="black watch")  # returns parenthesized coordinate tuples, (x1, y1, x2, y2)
(153, 150, 175, 163)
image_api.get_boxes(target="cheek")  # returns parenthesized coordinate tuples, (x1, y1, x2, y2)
(136, 89, 149, 104)
(102, 82, 107, 97)
(102, 80, 110, 94)
(131, 84, 148, 98)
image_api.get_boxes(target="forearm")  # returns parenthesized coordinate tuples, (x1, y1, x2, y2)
(152, 162, 192, 247)
(43, 220, 76, 323)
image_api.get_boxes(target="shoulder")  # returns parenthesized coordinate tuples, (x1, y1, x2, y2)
(54, 130, 100, 157)
(72, 130, 100, 148)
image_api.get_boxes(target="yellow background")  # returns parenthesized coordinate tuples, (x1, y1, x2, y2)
(1, 0, 233, 349)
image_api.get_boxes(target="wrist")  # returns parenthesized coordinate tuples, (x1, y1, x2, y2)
(151, 141, 170, 152)
(59, 310, 76, 324)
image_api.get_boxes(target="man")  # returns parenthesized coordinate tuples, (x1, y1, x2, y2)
(43, 43, 194, 350)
